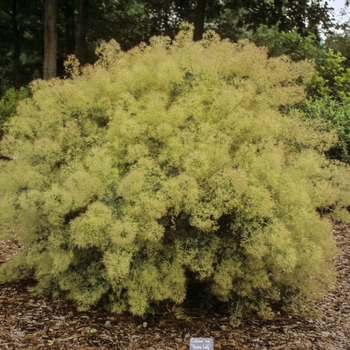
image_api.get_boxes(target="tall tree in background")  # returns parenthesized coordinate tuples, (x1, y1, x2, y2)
(11, 0, 21, 89)
(75, 0, 89, 65)
(0, 0, 43, 92)
(139, 0, 335, 44)
(43, 0, 57, 80)
(0, 0, 346, 90)
(60, 0, 75, 56)
(0, 0, 22, 90)
(193, 0, 207, 41)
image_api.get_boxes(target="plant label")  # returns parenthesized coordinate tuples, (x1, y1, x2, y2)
(190, 338, 213, 350)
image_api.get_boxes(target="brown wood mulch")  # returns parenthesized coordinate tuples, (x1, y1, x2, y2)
(0, 225, 349, 350)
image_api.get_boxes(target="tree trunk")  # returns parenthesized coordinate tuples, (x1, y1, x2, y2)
(43, 0, 57, 80)
(63, 1, 75, 56)
(193, 0, 206, 41)
(75, 0, 89, 65)
(12, 0, 21, 89)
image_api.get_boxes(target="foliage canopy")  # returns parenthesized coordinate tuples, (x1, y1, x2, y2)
(250, 25, 320, 62)
(1, 27, 349, 324)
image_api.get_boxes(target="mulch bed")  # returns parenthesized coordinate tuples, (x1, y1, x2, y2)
(0, 225, 349, 349)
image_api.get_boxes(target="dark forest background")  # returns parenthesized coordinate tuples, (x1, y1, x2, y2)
(1, 0, 349, 92)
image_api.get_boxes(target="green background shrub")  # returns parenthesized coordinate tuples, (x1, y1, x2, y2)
(0, 87, 30, 139)
(1, 28, 349, 324)
(296, 49, 350, 165)
(297, 97, 350, 164)
(250, 25, 320, 62)
(307, 48, 350, 100)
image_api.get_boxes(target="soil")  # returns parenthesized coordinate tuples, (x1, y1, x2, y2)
(0, 225, 349, 349)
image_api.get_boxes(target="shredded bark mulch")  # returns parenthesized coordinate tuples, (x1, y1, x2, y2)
(0, 225, 349, 349)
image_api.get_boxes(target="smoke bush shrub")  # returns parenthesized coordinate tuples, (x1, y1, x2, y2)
(1, 27, 350, 324)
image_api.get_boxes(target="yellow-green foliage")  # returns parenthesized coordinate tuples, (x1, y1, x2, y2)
(308, 48, 350, 100)
(1, 27, 349, 323)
